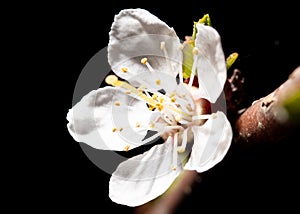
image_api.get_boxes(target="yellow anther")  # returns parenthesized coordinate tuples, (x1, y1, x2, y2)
(124, 145, 130, 152)
(125, 90, 131, 94)
(159, 97, 164, 103)
(119, 127, 123, 132)
(152, 94, 158, 100)
(105, 74, 193, 122)
(121, 66, 128, 73)
(114, 101, 121, 106)
(105, 75, 119, 86)
(155, 79, 161, 85)
(112, 127, 117, 132)
(171, 97, 176, 102)
(171, 166, 177, 171)
(192, 47, 199, 55)
(135, 122, 141, 128)
(156, 103, 164, 111)
(141, 58, 148, 64)
(148, 105, 155, 111)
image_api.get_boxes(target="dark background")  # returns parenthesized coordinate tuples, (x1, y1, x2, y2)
(17, 0, 299, 213)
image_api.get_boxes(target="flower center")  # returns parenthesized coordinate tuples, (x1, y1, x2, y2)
(105, 41, 213, 162)
(105, 74, 194, 123)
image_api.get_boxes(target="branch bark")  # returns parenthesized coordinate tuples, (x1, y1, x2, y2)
(235, 66, 300, 144)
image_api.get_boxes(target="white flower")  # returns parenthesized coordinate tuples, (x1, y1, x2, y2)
(66, 8, 232, 207)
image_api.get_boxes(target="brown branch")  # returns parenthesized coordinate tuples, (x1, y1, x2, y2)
(235, 66, 300, 144)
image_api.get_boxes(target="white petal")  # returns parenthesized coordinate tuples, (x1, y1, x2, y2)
(108, 9, 182, 86)
(193, 24, 227, 103)
(184, 111, 232, 172)
(109, 137, 182, 207)
(66, 86, 154, 151)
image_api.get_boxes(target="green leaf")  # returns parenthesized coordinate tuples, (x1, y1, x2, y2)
(191, 21, 198, 42)
(199, 14, 211, 26)
(192, 14, 212, 41)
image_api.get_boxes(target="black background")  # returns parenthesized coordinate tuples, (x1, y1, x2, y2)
(16, 0, 299, 213)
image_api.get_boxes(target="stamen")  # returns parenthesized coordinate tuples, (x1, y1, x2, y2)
(164, 125, 184, 132)
(105, 75, 118, 85)
(114, 101, 121, 106)
(112, 127, 123, 132)
(135, 122, 141, 128)
(172, 133, 179, 171)
(160, 41, 176, 79)
(141, 58, 148, 64)
(155, 79, 161, 85)
(155, 103, 164, 111)
(105, 75, 158, 107)
(105, 75, 193, 121)
(124, 145, 130, 152)
(177, 129, 188, 153)
(141, 57, 155, 72)
(121, 66, 128, 73)
(192, 114, 214, 121)
(188, 47, 199, 87)
(178, 44, 184, 83)
(152, 94, 158, 100)
(159, 97, 164, 103)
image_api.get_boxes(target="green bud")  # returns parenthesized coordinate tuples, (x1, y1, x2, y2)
(226, 52, 239, 70)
